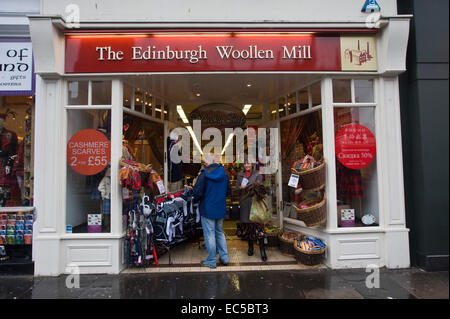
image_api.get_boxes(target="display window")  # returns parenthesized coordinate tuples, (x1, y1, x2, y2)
(65, 79, 112, 233)
(0, 95, 34, 207)
(332, 79, 378, 227)
(66, 109, 111, 233)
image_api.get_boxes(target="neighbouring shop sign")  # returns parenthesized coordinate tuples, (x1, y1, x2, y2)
(67, 129, 111, 175)
(335, 124, 376, 169)
(0, 41, 34, 93)
(65, 33, 377, 73)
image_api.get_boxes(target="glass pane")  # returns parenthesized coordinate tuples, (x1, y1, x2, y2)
(333, 79, 352, 103)
(311, 82, 321, 106)
(122, 114, 165, 232)
(163, 103, 169, 121)
(278, 97, 286, 118)
(299, 89, 309, 111)
(66, 109, 111, 233)
(123, 84, 132, 108)
(269, 102, 277, 120)
(334, 107, 378, 228)
(144, 93, 152, 115)
(287, 93, 297, 115)
(134, 88, 143, 113)
(354, 79, 374, 103)
(0, 95, 34, 207)
(281, 110, 323, 206)
(92, 80, 112, 105)
(68, 80, 88, 105)
(155, 98, 162, 119)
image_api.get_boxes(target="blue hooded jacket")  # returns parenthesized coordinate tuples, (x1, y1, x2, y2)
(192, 163, 230, 219)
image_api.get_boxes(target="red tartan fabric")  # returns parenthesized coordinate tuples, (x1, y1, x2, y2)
(336, 160, 364, 200)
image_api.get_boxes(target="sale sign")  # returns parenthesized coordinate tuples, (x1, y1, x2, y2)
(67, 129, 111, 175)
(335, 124, 376, 169)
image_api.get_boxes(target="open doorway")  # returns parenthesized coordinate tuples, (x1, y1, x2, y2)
(120, 73, 323, 272)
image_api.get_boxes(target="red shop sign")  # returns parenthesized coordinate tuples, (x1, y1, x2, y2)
(67, 129, 111, 175)
(65, 33, 342, 73)
(335, 124, 376, 169)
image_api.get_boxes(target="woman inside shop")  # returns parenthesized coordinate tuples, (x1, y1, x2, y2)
(236, 159, 267, 262)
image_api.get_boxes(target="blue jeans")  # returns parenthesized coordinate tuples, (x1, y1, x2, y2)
(201, 216, 229, 267)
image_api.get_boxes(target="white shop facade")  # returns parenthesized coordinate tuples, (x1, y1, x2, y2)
(28, 4, 412, 276)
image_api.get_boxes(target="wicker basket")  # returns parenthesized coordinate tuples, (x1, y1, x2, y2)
(277, 233, 298, 256)
(291, 161, 326, 190)
(293, 193, 327, 227)
(293, 241, 326, 266)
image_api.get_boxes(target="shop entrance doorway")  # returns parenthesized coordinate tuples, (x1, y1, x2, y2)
(120, 73, 324, 273)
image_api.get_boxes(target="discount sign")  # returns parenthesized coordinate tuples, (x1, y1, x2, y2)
(67, 129, 111, 175)
(335, 124, 376, 169)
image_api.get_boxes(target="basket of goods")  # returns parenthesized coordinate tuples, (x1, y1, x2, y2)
(291, 155, 325, 191)
(294, 235, 326, 266)
(264, 226, 281, 247)
(278, 231, 300, 256)
(293, 192, 327, 227)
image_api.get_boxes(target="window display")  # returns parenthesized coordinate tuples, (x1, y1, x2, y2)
(281, 110, 325, 227)
(66, 109, 111, 233)
(334, 107, 378, 227)
(0, 96, 34, 207)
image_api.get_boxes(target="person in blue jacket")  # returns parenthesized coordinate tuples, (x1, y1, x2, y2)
(192, 153, 230, 268)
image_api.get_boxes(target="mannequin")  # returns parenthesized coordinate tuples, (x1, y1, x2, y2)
(167, 131, 183, 192)
(98, 166, 111, 230)
(0, 112, 18, 206)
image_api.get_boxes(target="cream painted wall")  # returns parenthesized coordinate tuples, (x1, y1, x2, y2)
(41, 0, 397, 22)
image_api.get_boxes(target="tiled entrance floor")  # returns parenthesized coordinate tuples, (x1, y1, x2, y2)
(122, 238, 326, 273)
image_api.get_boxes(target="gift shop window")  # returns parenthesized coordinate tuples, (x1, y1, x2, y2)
(66, 80, 112, 233)
(333, 79, 379, 228)
(122, 83, 169, 121)
(0, 95, 34, 208)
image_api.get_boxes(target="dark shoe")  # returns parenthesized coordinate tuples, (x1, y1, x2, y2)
(247, 239, 254, 256)
(200, 260, 216, 269)
(259, 239, 267, 262)
(219, 259, 228, 266)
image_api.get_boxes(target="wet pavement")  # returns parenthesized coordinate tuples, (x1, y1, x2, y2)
(0, 267, 447, 299)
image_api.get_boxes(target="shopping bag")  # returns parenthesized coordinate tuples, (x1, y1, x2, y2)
(249, 197, 271, 224)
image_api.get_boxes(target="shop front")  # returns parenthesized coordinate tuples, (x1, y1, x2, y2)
(28, 6, 411, 275)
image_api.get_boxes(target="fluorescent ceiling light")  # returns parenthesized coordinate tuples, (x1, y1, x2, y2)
(242, 104, 252, 115)
(221, 133, 234, 155)
(187, 125, 203, 155)
(177, 105, 189, 124)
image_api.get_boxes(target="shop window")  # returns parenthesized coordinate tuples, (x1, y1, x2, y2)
(298, 89, 309, 111)
(0, 95, 34, 207)
(280, 111, 323, 206)
(155, 98, 162, 119)
(66, 109, 111, 233)
(144, 93, 152, 116)
(91, 80, 112, 105)
(123, 84, 132, 109)
(134, 88, 143, 113)
(278, 97, 286, 118)
(287, 93, 297, 115)
(311, 82, 322, 107)
(269, 102, 277, 120)
(354, 79, 374, 103)
(68, 80, 88, 105)
(333, 79, 352, 103)
(163, 103, 169, 121)
(121, 114, 164, 232)
(334, 107, 379, 228)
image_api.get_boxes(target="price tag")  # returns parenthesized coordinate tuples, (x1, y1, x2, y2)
(122, 187, 130, 200)
(288, 174, 300, 188)
(156, 180, 166, 194)
(241, 177, 249, 187)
